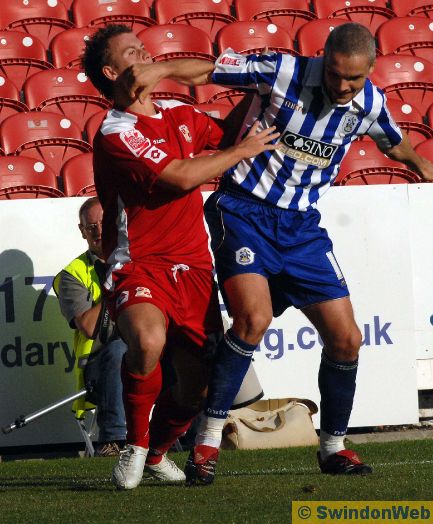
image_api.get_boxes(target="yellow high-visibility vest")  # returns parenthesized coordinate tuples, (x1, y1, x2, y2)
(53, 251, 101, 419)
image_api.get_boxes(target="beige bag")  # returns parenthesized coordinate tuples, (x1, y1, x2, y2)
(221, 398, 319, 450)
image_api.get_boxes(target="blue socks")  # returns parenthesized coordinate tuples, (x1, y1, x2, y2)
(318, 352, 358, 436)
(204, 329, 257, 419)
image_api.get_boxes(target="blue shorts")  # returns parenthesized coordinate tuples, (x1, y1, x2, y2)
(204, 187, 349, 315)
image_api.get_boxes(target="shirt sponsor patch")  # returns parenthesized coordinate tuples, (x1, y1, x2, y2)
(116, 291, 129, 309)
(277, 131, 338, 168)
(236, 247, 255, 265)
(219, 54, 245, 68)
(143, 146, 168, 164)
(135, 286, 152, 298)
(119, 128, 151, 157)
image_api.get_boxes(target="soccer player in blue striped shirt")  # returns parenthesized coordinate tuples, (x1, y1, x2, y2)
(118, 22, 433, 483)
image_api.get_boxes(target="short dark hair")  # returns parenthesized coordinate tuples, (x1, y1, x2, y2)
(324, 22, 376, 65)
(81, 24, 132, 99)
(79, 196, 100, 224)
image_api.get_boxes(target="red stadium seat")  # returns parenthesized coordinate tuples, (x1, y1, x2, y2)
(234, 0, 316, 41)
(386, 98, 424, 125)
(427, 102, 433, 127)
(151, 79, 196, 104)
(51, 27, 98, 69)
(415, 138, 433, 162)
(193, 103, 234, 120)
(138, 24, 215, 62)
(194, 84, 247, 106)
(0, 75, 28, 125)
(327, 7, 393, 35)
(0, 0, 74, 47)
(384, 97, 433, 147)
(0, 31, 52, 90)
(370, 55, 433, 118)
(399, 122, 433, 147)
(312, 0, 388, 18)
(377, 17, 433, 55)
(296, 18, 348, 56)
(217, 21, 296, 55)
(0, 112, 92, 176)
(338, 166, 421, 185)
(61, 153, 97, 196)
(336, 140, 406, 184)
(389, 0, 433, 18)
(85, 110, 107, 143)
(371, 55, 433, 87)
(154, 0, 235, 42)
(72, 0, 155, 30)
(0, 155, 64, 199)
(23, 68, 111, 132)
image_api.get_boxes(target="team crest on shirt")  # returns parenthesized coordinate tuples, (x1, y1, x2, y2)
(236, 247, 255, 266)
(342, 114, 359, 134)
(135, 287, 152, 298)
(119, 129, 151, 157)
(116, 291, 129, 309)
(179, 124, 192, 143)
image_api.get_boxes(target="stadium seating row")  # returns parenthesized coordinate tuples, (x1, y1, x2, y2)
(0, 1, 433, 62)
(0, 1, 432, 198)
(3, 134, 432, 199)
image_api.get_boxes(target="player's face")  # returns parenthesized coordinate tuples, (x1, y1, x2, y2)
(107, 32, 152, 76)
(79, 203, 103, 259)
(323, 52, 374, 105)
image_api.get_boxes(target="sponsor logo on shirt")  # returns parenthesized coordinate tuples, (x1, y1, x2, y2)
(179, 124, 192, 143)
(119, 129, 151, 157)
(153, 138, 165, 144)
(235, 247, 255, 266)
(277, 131, 338, 168)
(220, 55, 243, 67)
(341, 114, 359, 134)
(143, 146, 168, 164)
(135, 287, 152, 298)
(282, 99, 303, 112)
(116, 291, 129, 309)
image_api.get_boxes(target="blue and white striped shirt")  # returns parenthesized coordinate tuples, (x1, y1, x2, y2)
(212, 50, 402, 211)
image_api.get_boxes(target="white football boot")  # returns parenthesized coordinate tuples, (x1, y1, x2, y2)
(112, 444, 148, 490)
(144, 455, 186, 482)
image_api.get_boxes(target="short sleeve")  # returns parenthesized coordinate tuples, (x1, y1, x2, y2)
(190, 107, 224, 152)
(367, 93, 403, 150)
(57, 271, 93, 328)
(212, 49, 283, 95)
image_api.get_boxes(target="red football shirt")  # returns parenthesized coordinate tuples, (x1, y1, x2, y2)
(93, 101, 224, 270)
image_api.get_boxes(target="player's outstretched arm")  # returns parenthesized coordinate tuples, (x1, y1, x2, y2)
(114, 59, 215, 107)
(384, 132, 433, 182)
(157, 122, 280, 192)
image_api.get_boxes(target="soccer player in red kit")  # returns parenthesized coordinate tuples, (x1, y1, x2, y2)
(81, 24, 279, 489)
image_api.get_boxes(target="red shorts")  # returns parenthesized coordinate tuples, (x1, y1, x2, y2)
(106, 262, 223, 352)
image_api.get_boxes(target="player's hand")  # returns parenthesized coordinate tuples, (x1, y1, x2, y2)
(418, 157, 433, 182)
(236, 121, 280, 159)
(113, 62, 163, 108)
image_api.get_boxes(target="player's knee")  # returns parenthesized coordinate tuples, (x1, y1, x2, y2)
(328, 327, 362, 361)
(233, 310, 272, 344)
(126, 328, 165, 358)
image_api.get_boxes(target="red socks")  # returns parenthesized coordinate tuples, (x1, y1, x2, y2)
(121, 363, 162, 448)
(146, 388, 198, 465)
